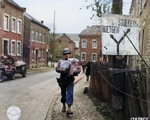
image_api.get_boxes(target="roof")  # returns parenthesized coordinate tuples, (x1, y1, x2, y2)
(79, 25, 101, 36)
(24, 12, 50, 30)
(7, 0, 24, 11)
(55, 33, 80, 48)
(66, 34, 80, 48)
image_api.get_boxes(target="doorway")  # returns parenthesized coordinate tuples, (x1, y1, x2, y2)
(4, 40, 8, 55)
(36, 50, 38, 64)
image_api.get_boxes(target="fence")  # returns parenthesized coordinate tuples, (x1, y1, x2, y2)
(90, 61, 148, 120)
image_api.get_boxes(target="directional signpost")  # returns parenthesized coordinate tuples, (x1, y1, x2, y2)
(101, 14, 139, 55)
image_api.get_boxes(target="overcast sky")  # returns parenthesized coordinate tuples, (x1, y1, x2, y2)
(14, 0, 132, 34)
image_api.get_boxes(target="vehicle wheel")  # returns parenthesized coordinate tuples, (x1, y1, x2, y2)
(0, 71, 4, 82)
(10, 70, 15, 80)
(22, 66, 26, 77)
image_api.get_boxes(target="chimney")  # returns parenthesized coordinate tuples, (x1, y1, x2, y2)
(41, 21, 44, 24)
(22, 7, 26, 12)
(87, 26, 89, 28)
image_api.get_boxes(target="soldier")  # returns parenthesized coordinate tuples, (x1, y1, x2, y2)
(56, 48, 80, 116)
(1, 56, 10, 65)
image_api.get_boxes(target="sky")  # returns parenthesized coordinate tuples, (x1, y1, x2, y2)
(14, 0, 132, 34)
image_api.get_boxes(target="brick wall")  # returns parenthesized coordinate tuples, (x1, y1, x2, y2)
(79, 35, 101, 63)
(23, 16, 31, 67)
(0, 2, 24, 60)
(23, 15, 50, 68)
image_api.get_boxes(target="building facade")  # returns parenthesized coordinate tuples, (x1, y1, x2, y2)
(129, 0, 150, 117)
(23, 12, 50, 68)
(65, 34, 80, 58)
(128, 0, 148, 69)
(0, 0, 24, 60)
(79, 26, 101, 63)
(54, 34, 76, 61)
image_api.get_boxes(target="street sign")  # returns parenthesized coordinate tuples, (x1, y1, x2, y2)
(101, 14, 139, 55)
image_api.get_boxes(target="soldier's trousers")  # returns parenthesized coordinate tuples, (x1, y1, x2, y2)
(60, 82, 74, 105)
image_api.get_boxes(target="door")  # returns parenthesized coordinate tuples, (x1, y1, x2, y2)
(36, 50, 38, 64)
(4, 40, 8, 55)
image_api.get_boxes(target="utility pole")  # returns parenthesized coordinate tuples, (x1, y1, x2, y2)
(112, 0, 123, 14)
(51, 10, 56, 67)
(0, 0, 2, 56)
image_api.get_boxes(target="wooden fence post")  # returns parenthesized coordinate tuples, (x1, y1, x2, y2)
(146, 67, 150, 117)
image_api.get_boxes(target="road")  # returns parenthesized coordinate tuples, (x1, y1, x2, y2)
(0, 69, 59, 120)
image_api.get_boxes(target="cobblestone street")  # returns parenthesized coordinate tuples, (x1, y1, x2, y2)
(45, 73, 105, 120)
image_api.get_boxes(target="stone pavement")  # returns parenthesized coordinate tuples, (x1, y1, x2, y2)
(45, 72, 105, 120)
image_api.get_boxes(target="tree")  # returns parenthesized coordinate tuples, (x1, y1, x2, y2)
(81, 0, 112, 19)
(83, 0, 123, 19)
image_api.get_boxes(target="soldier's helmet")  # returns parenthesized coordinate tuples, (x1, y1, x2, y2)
(63, 48, 71, 55)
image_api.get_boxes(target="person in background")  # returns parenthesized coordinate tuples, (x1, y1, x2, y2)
(1, 55, 10, 65)
(82, 61, 86, 73)
(85, 61, 91, 81)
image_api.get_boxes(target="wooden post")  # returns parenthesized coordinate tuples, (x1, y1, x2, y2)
(146, 67, 150, 117)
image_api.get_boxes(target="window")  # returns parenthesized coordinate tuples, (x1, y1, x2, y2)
(4, 14, 9, 31)
(82, 39, 87, 48)
(17, 19, 22, 34)
(0, 9, 1, 28)
(12, 17, 16, 32)
(81, 52, 86, 61)
(45, 36, 48, 43)
(3, 39, 9, 55)
(92, 39, 97, 48)
(11, 40, 16, 55)
(39, 50, 42, 60)
(142, 29, 144, 54)
(35, 31, 38, 41)
(32, 49, 35, 61)
(39, 33, 42, 42)
(142, 0, 147, 8)
(17, 41, 21, 55)
(42, 34, 45, 43)
(30, 30, 35, 41)
(92, 53, 97, 62)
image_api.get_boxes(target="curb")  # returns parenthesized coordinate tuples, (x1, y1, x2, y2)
(27, 67, 55, 74)
(45, 92, 60, 120)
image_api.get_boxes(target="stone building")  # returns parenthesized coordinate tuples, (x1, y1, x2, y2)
(54, 33, 78, 61)
(23, 12, 50, 68)
(65, 34, 80, 57)
(79, 25, 101, 63)
(128, 0, 148, 69)
(0, 0, 24, 60)
(129, 0, 150, 117)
